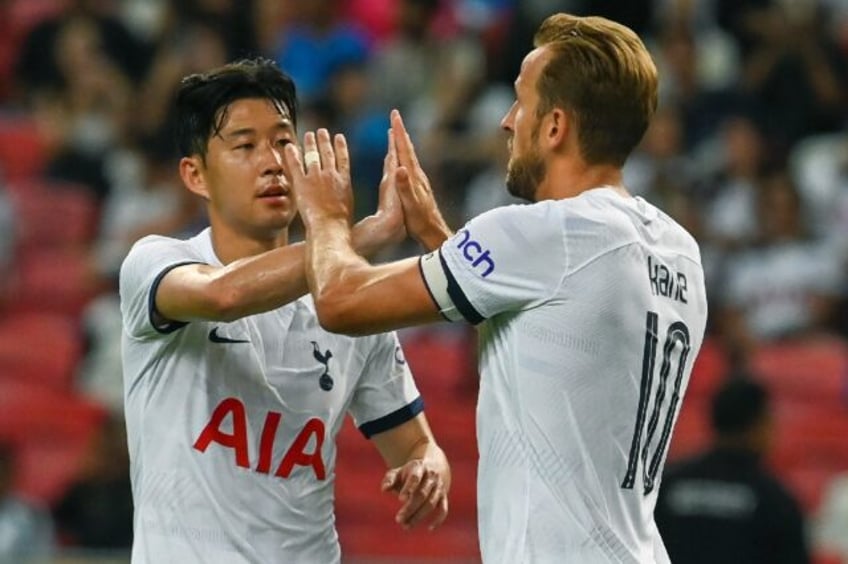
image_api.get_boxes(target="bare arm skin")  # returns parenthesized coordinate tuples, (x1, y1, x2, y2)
(371, 413, 451, 531)
(155, 130, 406, 324)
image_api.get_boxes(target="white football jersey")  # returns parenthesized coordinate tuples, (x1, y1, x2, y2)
(120, 228, 422, 564)
(421, 188, 707, 563)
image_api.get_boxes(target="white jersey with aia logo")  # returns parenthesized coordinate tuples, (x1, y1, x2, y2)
(420, 188, 708, 563)
(120, 228, 422, 564)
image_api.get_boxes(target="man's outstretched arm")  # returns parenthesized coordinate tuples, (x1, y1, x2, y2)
(152, 130, 406, 325)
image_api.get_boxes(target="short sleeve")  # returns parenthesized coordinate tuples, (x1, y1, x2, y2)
(348, 332, 423, 439)
(436, 203, 567, 322)
(119, 235, 205, 339)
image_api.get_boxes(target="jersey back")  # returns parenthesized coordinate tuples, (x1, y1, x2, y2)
(429, 189, 708, 563)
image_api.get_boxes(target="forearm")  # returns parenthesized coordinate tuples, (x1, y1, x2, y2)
(303, 217, 367, 313)
(171, 219, 394, 322)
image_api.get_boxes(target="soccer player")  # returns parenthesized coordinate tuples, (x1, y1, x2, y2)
(285, 13, 708, 564)
(119, 58, 450, 563)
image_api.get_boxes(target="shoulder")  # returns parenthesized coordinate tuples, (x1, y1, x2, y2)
(124, 233, 194, 260)
(119, 231, 207, 288)
(462, 202, 563, 242)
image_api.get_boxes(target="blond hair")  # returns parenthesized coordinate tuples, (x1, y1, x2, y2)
(533, 13, 658, 166)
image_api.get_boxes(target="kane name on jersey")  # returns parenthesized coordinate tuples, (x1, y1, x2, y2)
(648, 255, 688, 303)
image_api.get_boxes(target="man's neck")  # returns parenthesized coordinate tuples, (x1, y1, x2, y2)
(210, 224, 289, 265)
(536, 158, 628, 201)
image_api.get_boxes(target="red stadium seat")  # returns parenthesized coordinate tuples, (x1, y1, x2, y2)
(399, 326, 477, 399)
(759, 391, 848, 517)
(6, 248, 101, 317)
(7, 180, 100, 252)
(0, 378, 106, 505)
(0, 312, 83, 390)
(667, 396, 712, 462)
(686, 337, 728, 400)
(0, 114, 49, 181)
(750, 337, 848, 405)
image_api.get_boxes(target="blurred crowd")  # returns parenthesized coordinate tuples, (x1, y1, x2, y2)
(0, 0, 847, 561)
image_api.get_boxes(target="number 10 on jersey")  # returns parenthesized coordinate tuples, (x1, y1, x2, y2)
(621, 311, 691, 495)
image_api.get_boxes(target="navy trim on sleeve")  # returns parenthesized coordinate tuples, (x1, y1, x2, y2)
(359, 396, 425, 439)
(439, 253, 485, 325)
(147, 261, 204, 334)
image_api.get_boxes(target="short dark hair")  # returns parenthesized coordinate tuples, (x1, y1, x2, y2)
(711, 377, 769, 436)
(175, 57, 298, 160)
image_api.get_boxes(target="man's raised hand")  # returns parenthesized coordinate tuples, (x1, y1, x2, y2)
(390, 110, 452, 251)
(283, 128, 353, 228)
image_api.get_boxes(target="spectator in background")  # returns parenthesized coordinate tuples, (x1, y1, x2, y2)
(366, 0, 487, 227)
(271, 0, 371, 104)
(718, 0, 848, 151)
(789, 130, 848, 255)
(135, 20, 230, 146)
(168, 0, 260, 61)
(13, 0, 150, 104)
(0, 441, 55, 561)
(52, 414, 133, 551)
(717, 170, 844, 356)
(649, 20, 744, 151)
(697, 113, 771, 252)
(623, 105, 696, 212)
(26, 13, 135, 203)
(78, 139, 206, 413)
(656, 376, 810, 564)
(366, 0, 485, 139)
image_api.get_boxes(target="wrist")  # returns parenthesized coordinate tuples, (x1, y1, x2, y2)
(302, 212, 349, 232)
(417, 220, 452, 252)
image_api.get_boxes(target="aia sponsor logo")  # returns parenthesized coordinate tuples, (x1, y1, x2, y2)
(193, 397, 327, 480)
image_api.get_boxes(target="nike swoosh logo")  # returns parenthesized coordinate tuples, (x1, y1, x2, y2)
(208, 327, 249, 344)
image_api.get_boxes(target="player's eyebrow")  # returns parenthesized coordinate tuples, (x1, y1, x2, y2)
(224, 121, 294, 139)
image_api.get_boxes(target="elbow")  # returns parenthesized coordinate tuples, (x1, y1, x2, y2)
(204, 278, 247, 322)
(313, 290, 364, 335)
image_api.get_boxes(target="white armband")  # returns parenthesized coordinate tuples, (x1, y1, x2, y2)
(419, 251, 464, 322)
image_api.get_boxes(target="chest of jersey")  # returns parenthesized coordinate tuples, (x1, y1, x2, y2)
(202, 305, 363, 411)
(187, 304, 365, 481)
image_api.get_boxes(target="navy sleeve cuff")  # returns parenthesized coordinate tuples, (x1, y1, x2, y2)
(358, 396, 425, 439)
(148, 261, 204, 334)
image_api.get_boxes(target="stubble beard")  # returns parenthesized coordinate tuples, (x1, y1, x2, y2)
(505, 148, 545, 202)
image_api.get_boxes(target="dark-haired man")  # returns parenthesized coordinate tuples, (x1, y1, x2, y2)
(119, 58, 450, 563)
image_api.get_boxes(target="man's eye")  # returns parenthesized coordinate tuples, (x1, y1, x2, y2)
(236, 143, 254, 150)
(276, 139, 293, 147)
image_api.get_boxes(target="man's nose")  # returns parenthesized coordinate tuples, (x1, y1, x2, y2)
(500, 113, 511, 132)
(263, 143, 285, 175)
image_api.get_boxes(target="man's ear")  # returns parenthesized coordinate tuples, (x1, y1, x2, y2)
(179, 156, 210, 200)
(544, 108, 569, 150)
